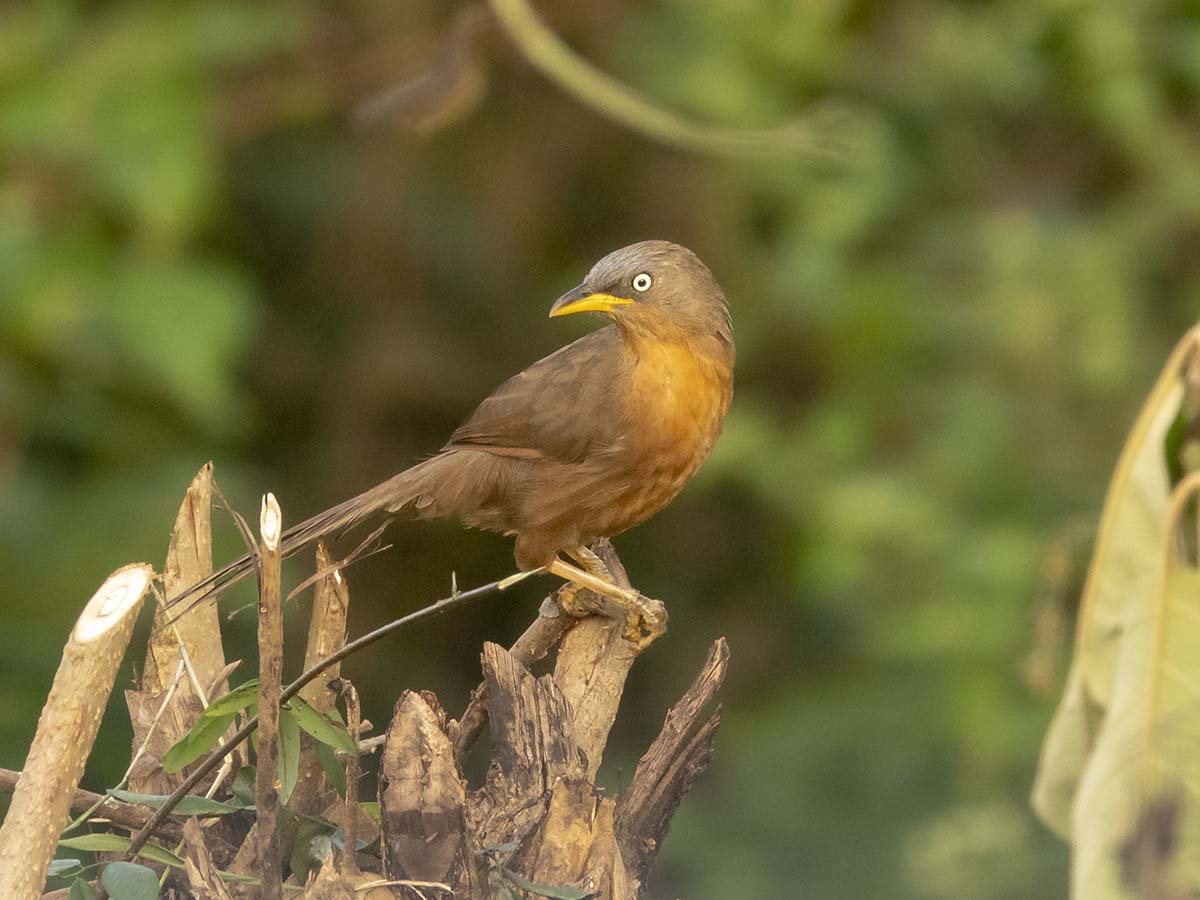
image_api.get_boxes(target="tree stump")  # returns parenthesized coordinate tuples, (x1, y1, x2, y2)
(376, 541, 730, 899)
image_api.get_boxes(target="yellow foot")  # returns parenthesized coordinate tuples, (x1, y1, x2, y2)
(547, 557, 667, 647)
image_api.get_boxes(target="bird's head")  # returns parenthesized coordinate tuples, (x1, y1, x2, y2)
(550, 241, 732, 347)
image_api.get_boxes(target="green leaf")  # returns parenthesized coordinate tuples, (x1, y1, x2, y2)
(216, 870, 261, 884)
(314, 741, 346, 797)
(49, 857, 83, 876)
(59, 834, 183, 868)
(286, 696, 356, 754)
(279, 706, 300, 806)
(231, 766, 256, 808)
(359, 801, 380, 822)
(203, 680, 260, 717)
(160, 680, 258, 774)
(107, 789, 239, 816)
(161, 711, 236, 774)
(69, 878, 96, 900)
(500, 868, 596, 900)
(289, 813, 335, 884)
(100, 861, 160, 900)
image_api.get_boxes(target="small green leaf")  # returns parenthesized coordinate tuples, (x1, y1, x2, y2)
(358, 801, 380, 822)
(162, 711, 236, 774)
(69, 878, 96, 900)
(59, 834, 184, 868)
(500, 868, 596, 900)
(101, 861, 160, 900)
(314, 741, 346, 797)
(49, 857, 83, 876)
(231, 766, 256, 808)
(107, 789, 239, 816)
(289, 814, 335, 884)
(216, 870, 260, 884)
(286, 697, 356, 754)
(279, 707, 300, 806)
(203, 680, 260, 717)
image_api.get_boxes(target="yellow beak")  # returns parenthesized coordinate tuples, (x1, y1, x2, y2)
(549, 287, 634, 318)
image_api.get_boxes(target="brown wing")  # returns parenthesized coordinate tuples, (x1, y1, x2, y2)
(445, 326, 627, 464)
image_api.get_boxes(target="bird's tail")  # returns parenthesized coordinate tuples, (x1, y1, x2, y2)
(160, 455, 452, 622)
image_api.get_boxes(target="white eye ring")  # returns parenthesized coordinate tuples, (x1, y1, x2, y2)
(632, 272, 653, 292)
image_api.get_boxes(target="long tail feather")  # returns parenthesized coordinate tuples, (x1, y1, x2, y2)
(161, 456, 449, 622)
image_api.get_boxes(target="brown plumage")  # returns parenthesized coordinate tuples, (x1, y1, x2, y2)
(166, 240, 733, 617)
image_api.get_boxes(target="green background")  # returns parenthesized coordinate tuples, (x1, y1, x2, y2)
(4, 1, 1200, 896)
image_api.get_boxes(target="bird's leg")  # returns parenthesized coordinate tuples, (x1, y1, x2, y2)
(548, 545, 666, 645)
(566, 543, 626, 589)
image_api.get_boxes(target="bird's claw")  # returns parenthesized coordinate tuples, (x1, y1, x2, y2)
(556, 581, 666, 648)
(622, 594, 668, 648)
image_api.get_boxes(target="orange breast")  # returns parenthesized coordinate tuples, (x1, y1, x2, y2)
(603, 336, 733, 532)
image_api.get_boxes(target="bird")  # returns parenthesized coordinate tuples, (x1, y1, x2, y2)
(165, 240, 734, 637)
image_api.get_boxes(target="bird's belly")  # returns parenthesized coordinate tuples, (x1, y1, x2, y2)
(594, 343, 732, 534)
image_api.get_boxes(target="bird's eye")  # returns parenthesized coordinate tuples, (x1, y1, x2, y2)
(632, 272, 653, 292)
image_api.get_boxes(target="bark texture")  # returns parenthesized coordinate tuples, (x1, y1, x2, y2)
(128, 463, 232, 796)
(0, 563, 152, 900)
(372, 540, 728, 899)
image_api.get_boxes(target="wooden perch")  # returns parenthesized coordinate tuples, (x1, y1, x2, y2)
(255, 493, 285, 900)
(0, 563, 153, 900)
(374, 542, 724, 899)
(451, 538, 646, 770)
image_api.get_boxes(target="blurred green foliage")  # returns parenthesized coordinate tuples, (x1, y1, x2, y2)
(3, 0, 1200, 897)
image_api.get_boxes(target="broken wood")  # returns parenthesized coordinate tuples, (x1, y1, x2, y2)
(143, 463, 228, 698)
(0, 564, 153, 900)
(128, 463, 231, 796)
(452, 590, 574, 766)
(616, 637, 729, 891)
(380, 691, 473, 891)
(182, 818, 236, 900)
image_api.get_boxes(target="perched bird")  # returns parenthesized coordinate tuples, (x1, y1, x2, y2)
(167, 240, 734, 634)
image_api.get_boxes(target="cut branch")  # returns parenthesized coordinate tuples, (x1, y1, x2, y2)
(255, 493, 285, 900)
(0, 564, 153, 900)
(129, 463, 229, 796)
